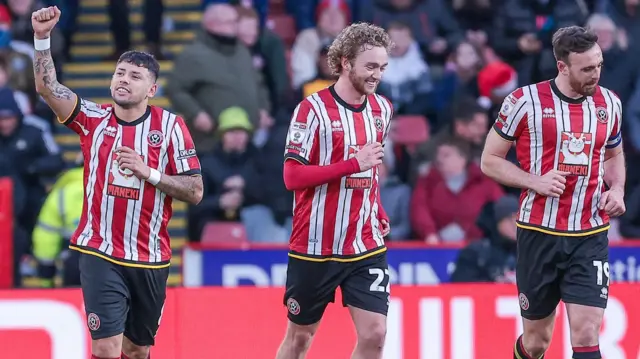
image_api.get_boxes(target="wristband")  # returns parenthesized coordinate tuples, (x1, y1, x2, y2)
(34, 37, 51, 51)
(147, 168, 161, 186)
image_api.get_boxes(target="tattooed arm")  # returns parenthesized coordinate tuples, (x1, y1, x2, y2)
(154, 174, 204, 205)
(32, 7, 78, 123)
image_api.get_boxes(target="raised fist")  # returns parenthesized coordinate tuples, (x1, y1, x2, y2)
(32, 6, 61, 39)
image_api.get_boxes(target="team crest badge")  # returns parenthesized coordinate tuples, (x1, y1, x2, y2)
(596, 107, 608, 124)
(519, 293, 529, 311)
(87, 313, 101, 331)
(287, 298, 301, 315)
(374, 116, 384, 132)
(147, 130, 164, 147)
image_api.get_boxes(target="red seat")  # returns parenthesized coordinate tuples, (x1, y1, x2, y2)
(389, 115, 430, 146)
(269, 0, 286, 14)
(201, 221, 248, 248)
(267, 14, 296, 47)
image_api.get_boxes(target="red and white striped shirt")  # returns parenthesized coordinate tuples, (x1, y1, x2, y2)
(494, 80, 622, 236)
(63, 98, 201, 268)
(284, 86, 393, 260)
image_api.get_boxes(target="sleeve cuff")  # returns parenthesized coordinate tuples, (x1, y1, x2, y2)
(492, 123, 515, 141)
(284, 153, 309, 165)
(177, 169, 201, 176)
(62, 96, 81, 126)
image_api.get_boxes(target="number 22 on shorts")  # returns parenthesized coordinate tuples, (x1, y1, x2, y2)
(369, 268, 391, 293)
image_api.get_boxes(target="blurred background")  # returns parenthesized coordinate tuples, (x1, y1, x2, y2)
(0, 0, 639, 357)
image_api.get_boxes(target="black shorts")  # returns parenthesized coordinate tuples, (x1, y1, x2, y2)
(516, 227, 609, 320)
(284, 251, 390, 326)
(78, 253, 169, 345)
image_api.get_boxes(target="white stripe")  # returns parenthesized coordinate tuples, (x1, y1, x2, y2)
(351, 106, 369, 254)
(79, 119, 110, 246)
(520, 86, 539, 223)
(332, 104, 352, 255)
(174, 123, 190, 172)
(363, 102, 384, 248)
(40, 130, 60, 154)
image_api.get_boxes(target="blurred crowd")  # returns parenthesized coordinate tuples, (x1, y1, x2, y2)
(2, 0, 640, 286)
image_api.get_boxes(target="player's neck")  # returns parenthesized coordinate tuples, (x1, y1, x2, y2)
(334, 76, 366, 105)
(114, 103, 149, 123)
(553, 76, 584, 100)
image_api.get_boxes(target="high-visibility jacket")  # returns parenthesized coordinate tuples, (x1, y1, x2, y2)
(32, 167, 84, 285)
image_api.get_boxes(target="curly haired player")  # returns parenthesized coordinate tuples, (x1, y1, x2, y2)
(276, 22, 394, 359)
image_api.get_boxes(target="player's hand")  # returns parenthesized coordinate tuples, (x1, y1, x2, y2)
(32, 6, 61, 39)
(115, 147, 150, 180)
(354, 142, 384, 171)
(599, 187, 625, 217)
(380, 219, 390, 237)
(532, 169, 571, 198)
(193, 112, 214, 132)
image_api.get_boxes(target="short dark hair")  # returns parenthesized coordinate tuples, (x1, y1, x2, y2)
(451, 96, 485, 123)
(117, 51, 160, 82)
(438, 136, 471, 161)
(552, 26, 599, 64)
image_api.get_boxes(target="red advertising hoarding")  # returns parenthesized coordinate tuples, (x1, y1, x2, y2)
(0, 284, 638, 359)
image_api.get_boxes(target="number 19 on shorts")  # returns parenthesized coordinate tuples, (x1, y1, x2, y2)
(593, 260, 610, 286)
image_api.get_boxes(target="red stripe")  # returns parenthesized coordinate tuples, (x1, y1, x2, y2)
(573, 345, 599, 352)
(554, 93, 585, 230)
(88, 117, 116, 250)
(317, 89, 342, 255)
(528, 82, 554, 226)
(582, 88, 609, 227)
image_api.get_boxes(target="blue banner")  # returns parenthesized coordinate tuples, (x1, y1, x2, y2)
(182, 245, 640, 287)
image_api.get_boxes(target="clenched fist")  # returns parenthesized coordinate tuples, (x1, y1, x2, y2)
(531, 169, 571, 198)
(32, 6, 61, 39)
(354, 142, 384, 171)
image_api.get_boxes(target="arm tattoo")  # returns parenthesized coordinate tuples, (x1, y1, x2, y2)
(34, 49, 74, 100)
(154, 174, 204, 204)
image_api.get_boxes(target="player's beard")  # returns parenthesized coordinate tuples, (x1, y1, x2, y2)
(570, 75, 597, 96)
(112, 94, 145, 109)
(348, 68, 376, 95)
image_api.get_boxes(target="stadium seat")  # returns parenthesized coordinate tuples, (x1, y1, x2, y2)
(267, 14, 296, 47)
(201, 222, 249, 247)
(390, 115, 430, 146)
(269, 0, 286, 14)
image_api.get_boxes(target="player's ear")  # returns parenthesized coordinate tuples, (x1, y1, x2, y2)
(341, 57, 351, 72)
(147, 83, 158, 99)
(557, 60, 568, 75)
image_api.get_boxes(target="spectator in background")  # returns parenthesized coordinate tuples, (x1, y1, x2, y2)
(411, 97, 488, 180)
(32, 154, 84, 288)
(491, 0, 588, 86)
(166, 3, 271, 153)
(105, 0, 164, 60)
(379, 160, 412, 240)
(297, 45, 336, 101)
(476, 61, 518, 118)
(410, 137, 503, 243)
(588, 13, 638, 104)
(290, 0, 348, 88)
(607, 0, 640, 51)
(0, 86, 63, 267)
(187, 107, 261, 242)
(365, 0, 463, 65)
(432, 41, 483, 116)
(377, 21, 432, 116)
(237, 6, 290, 116)
(450, 195, 518, 283)
(451, 0, 493, 45)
